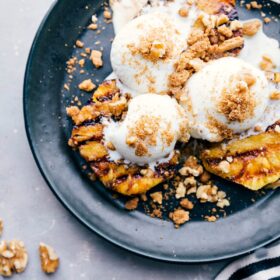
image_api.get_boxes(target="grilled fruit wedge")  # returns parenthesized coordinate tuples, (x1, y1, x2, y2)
(67, 80, 179, 196)
(201, 129, 280, 190)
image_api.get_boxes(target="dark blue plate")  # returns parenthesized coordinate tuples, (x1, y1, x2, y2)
(24, 0, 280, 262)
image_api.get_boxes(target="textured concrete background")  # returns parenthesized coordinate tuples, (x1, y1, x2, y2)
(0, 1, 230, 279)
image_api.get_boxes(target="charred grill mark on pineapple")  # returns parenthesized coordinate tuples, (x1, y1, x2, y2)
(201, 130, 280, 190)
(67, 79, 179, 196)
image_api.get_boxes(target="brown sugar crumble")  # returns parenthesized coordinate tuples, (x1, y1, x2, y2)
(39, 243, 59, 274)
(78, 79, 96, 92)
(75, 40, 84, 48)
(90, 50, 103, 68)
(125, 197, 139, 210)
(169, 209, 190, 227)
(217, 75, 256, 123)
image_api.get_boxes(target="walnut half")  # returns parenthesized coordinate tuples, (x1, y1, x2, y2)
(39, 243, 59, 274)
(0, 240, 28, 277)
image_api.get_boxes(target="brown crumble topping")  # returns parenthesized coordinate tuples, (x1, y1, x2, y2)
(150, 192, 163, 204)
(103, 9, 112, 20)
(125, 198, 139, 210)
(106, 141, 116, 151)
(259, 55, 276, 71)
(205, 215, 217, 222)
(90, 50, 103, 68)
(169, 209, 190, 227)
(243, 20, 261, 36)
(64, 84, 70, 91)
(39, 243, 59, 274)
(88, 23, 98, 30)
(178, 7, 189, 17)
(263, 17, 271, 24)
(180, 198, 194, 210)
(270, 91, 280, 100)
(78, 79, 96, 92)
(250, 1, 262, 9)
(207, 116, 233, 141)
(217, 73, 256, 123)
(75, 40, 84, 48)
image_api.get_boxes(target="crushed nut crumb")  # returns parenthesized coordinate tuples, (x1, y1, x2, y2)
(39, 243, 59, 274)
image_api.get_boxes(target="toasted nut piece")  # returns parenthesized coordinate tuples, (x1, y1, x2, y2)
(150, 192, 163, 204)
(78, 79, 96, 92)
(75, 40, 84, 48)
(90, 50, 103, 68)
(250, 1, 262, 9)
(205, 215, 217, 222)
(242, 72, 256, 87)
(178, 7, 189, 17)
(218, 161, 230, 173)
(180, 198, 194, 210)
(259, 55, 276, 71)
(230, 20, 243, 31)
(125, 198, 139, 210)
(270, 91, 280, 100)
(218, 25, 233, 38)
(169, 209, 190, 226)
(218, 36, 244, 53)
(0, 240, 28, 277)
(274, 73, 280, 83)
(175, 182, 186, 199)
(216, 14, 229, 26)
(39, 243, 59, 274)
(217, 198, 230, 208)
(243, 20, 261, 36)
(264, 17, 271, 24)
(88, 23, 98, 30)
(104, 10, 112, 19)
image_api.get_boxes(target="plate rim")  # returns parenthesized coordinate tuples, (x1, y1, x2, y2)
(23, 0, 280, 263)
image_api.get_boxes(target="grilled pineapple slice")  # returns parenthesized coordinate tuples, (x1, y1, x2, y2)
(67, 80, 179, 196)
(201, 129, 280, 190)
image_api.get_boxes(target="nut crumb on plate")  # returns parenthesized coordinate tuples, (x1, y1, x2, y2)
(78, 79, 96, 92)
(169, 209, 190, 227)
(39, 243, 59, 274)
(150, 192, 163, 204)
(75, 40, 84, 48)
(90, 50, 103, 68)
(125, 197, 139, 210)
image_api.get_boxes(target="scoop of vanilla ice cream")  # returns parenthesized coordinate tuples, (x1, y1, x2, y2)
(181, 57, 269, 142)
(110, 12, 187, 95)
(105, 94, 188, 165)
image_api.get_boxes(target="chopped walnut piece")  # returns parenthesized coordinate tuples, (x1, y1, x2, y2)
(103, 9, 112, 19)
(39, 243, 59, 274)
(125, 198, 139, 210)
(187, 58, 205, 71)
(0, 240, 28, 277)
(205, 215, 217, 222)
(75, 40, 84, 48)
(200, 171, 211, 183)
(270, 91, 280, 100)
(216, 14, 229, 26)
(88, 23, 98, 30)
(217, 25, 233, 38)
(259, 55, 276, 71)
(243, 20, 261, 36)
(217, 198, 230, 209)
(176, 182, 186, 199)
(274, 73, 280, 83)
(230, 20, 243, 31)
(218, 161, 230, 173)
(264, 17, 271, 24)
(250, 1, 262, 9)
(90, 50, 103, 68)
(150, 192, 163, 204)
(78, 59, 85, 67)
(78, 79, 96, 92)
(180, 198, 194, 210)
(0, 219, 2, 236)
(169, 209, 190, 226)
(218, 36, 244, 53)
(178, 7, 189, 17)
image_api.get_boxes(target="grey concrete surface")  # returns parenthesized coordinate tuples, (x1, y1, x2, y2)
(0, 1, 228, 279)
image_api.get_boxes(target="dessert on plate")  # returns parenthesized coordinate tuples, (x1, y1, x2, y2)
(66, 0, 280, 224)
